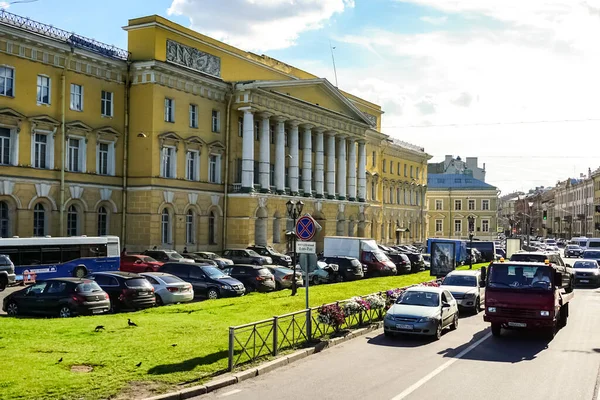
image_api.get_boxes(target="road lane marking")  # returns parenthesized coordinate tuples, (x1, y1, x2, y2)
(390, 332, 492, 400)
(219, 389, 242, 397)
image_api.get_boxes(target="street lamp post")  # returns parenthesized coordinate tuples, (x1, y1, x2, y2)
(286, 200, 304, 297)
(395, 226, 401, 246)
(527, 201, 534, 246)
(467, 216, 474, 269)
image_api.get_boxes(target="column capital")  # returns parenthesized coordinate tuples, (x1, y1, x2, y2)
(314, 127, 326, 133)
(238, 106, 256, 113)
(324, 130, 337, 137)
(357, 139, 367, 145)
(259, 112, 273, 119)
(337, 134, 348, 140)
(301, 124, 314, 130)
(274, 115, 288, 123)
(347, 137, 357, 144)
(287, 120, 301, 127)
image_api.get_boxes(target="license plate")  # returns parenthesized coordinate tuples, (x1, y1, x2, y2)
(92, 309, 105, 314)
(396, 324, 413, 330)
(508, 322, 527, 328)
(580, 280, 589, 283)
(138, 292, 148, 296)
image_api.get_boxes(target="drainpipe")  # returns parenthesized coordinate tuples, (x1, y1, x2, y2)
(222, 83, 235, 248)
(449, 188, 452, 239)
(121, 61, 131, 244)
(60, 48, 74, 236)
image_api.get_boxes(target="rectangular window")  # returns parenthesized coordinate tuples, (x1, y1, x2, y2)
(371, 182, 376, 201)
(416, 167, 420, 179)
(189, 104, 198, 128)
(404, 164, 407, 177)
(435, 199, 443, 210)
(67, 138, 82, 172)
(70, 83, 83, 111)
(454, 219, 462, 233)
(435, 219, 443, 232)
(37, 75, 50, 105)
(186, 150, 199, 181)
(382, 160, 386, 173)
(372, 151, 376, 167)
(101, 90, 113, 117)
(482, 220, 490, 232)
(397, 162, 400, 176)
(161, 147, 175, 178)
(468, 199, 475, 210)
(33, 133, 47, 169)
(454, 200, 462, 211)
(164, 98, 175, 122)
(97, 142, 110, 175)
(212, 110, 221, 133)
(410, 165, 414, 178)
(238, 116, 243, 137)
(0, 130, 10, 165)
(209, 154, 221, 183)
(0, 66, 14, 97)
(482, 200, 490, 210)
(390, 161, 393, 174)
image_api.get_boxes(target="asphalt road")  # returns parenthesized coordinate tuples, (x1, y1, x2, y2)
(198, 287, 600, 400)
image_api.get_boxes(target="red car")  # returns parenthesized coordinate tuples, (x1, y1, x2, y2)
(120, 255, 164, 273)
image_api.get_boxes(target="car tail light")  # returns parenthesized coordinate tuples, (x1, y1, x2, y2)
(167, 287, 179, 293)
(71, 295, 85, 303)
(283, 274, 292, 280)
(256, 276, 265, 281)
(104, 293, 109, 300)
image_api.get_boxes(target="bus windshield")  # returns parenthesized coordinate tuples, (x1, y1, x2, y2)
(489, 264, 554, 290)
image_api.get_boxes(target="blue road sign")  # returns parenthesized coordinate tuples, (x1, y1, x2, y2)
(296, 215, 316, 241)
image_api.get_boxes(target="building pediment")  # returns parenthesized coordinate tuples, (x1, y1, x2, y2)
(96, 126, 120, 142)
(208, 140, 226, 154)
(0, 108, 26, 121)
(454, 213, 466, 219)
(29, 115, 60, 127)
(66, 120, 93, 132)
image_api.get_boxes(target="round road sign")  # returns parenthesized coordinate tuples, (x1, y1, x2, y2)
(296, 215, 316, 241)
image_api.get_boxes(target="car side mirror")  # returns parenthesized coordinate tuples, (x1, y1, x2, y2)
(134, 260, 142, 264)
(442, 302, 451, 308)
(565, 264, 572, 268)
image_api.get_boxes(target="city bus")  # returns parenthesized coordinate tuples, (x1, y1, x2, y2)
(0, 236, 120, 282)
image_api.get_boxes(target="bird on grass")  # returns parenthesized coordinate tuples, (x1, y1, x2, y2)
(187, 310, 195, 314)
(135, 362, 142, 367)
(94, 325, 105, 332)
(171, 344, 177, 347)
(57, 357, 63, 364)
(128, 319, 137, 327)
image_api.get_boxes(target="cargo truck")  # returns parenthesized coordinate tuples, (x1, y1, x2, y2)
(323, 237, 396, 276)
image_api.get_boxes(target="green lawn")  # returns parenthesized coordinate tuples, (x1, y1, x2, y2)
(0, 263, 486, 400)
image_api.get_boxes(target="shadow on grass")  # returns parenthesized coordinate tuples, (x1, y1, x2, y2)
(147, 350, 229, 375)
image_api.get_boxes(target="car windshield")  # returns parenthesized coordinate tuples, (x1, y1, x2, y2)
(567, 245, 580, 249)
(373, 251, 389, 262)
(142, 256, 158, 263)
(169, 252, 183, 259)
(247, 250, 260, 257)
(489, 265, 553, 290)
(442, 275, 477, 287)
(316, 261, 327, 269)
(573, 261, 598, 269)
(160, 275, 185, 284)
(75, 281, 103, 292)
(203, 267, 227, 278)
(583, 251, 600, 259)
(396, 291, 439, 307)
(125, 278, 153, 288)
(510, 254, 546, 263)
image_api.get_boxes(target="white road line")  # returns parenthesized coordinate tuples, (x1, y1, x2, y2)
(390, 332, 492, 400)
(219, 389, 242, 397)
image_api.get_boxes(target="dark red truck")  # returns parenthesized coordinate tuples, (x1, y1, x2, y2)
(481, 259, 574, 339)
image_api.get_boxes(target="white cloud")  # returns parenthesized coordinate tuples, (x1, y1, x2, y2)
(0, 2, 10, 9)
(419, 15, 447, 25)
(167, 0, 354, 51)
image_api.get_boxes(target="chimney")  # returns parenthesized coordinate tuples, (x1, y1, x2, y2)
(466, 157, 477, 169)
(444, 155, 453, 168)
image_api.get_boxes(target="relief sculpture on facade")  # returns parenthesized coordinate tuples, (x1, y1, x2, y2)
(166, 39, 221, 77)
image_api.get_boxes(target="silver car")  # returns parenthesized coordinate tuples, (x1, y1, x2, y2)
(140, 272, 194, 305)
(384, 286, 459, 340)
(440, 270, 485, 313)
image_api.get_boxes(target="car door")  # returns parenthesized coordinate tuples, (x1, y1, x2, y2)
(20, 281, 48, 314)
(40, 280, 69, 315)
(477, 273, 485, 304)
(188, 267, 208, 297)
(440, 291, 453, 327)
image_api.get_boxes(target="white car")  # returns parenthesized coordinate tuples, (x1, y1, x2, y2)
(140, 272, 194, 305)
(440, 270, 484, 313)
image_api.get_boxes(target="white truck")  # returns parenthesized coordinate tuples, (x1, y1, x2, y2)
(323, 237, 396, 276)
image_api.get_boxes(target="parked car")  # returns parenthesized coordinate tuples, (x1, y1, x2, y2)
(2, 278, 110, 317)
(384, 286, 459, 340)
(222, 265, 276, 292)
(158, 263, 245, 299)
(120, 254, 164, 273)
(440, 270, 484, 313)
(191, 251, 234, 269)
(143, 249, 194, 264)
(140, 272, 194, 305)
(180, 253, 218, 266)
(581, 250, 600, 262)
(466, 248, 482, 265)
(265, 266, 303, 290)
(319, 256, 364, 281)
(247, 245, 292, 266)
(404, 252, 426, 273)
(386, 253, 412, 275)
(565, 245, 584, 258)
(223, 249, 272, 265)
(495, 248, 506, 260)
(422, 254, 431, 269)
(0, 254, 16, 291)
(296, 258, 336, 285)
(572, 259, 600, 287)
(86, 271, 156, 312)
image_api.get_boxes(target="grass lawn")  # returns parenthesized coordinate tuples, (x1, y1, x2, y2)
(0, 263, 487, 400)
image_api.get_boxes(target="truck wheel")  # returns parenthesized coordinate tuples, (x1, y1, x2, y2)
(544, 326, 556, 340)
(491, 323, 502, 337)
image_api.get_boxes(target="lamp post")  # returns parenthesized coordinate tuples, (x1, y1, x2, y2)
(527, 201, 534, 246)
(467, 216, 474, 269)
(286, 200, 304, 297)
(395, 226, 401, 245)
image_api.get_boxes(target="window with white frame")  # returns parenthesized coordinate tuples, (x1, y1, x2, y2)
(482, 219, 490, 232)
(396, 188, 401, 204)
(435, 219, 443, 232)
(482, 199, 490, 210)
(164, 98, 175, 122)
(454, 199, 462, 211)
(371, 182, 376, 201)
(161, 209, 171, 244)
(70, 84, 83, 111)
(382, 159, 386, 172)
(189, 104, 198, 128)
(372, 151, 376, 167)
(0, 129, 11, 166)
(211, 110, 221, 133)
(36, 75, 50, 105)
(208, 211, 217, 244)
(97, 142, 114, 176)
(0, 201, 9, 238)
(410, 165, 414, 178)
(238, 116, 243, 137)
(389, 187, 393, 203)
(101, 90, 113, 117)
(67, 137, 85, 172)
(67, 204, 80, 236)
(33, 203, 46, 237)
(97, 206, 108, 236)
(404, 164, 407, 177)
(209, 154, 221, 183)
(0, 66, 14, 97)
(185, 150, 199, 181)
(454, 219, 462, 233)
(468, 199, 475, 210)
(186, 209, 194, 244)
(32, 131, 53, 169)
(160, 146, 176, 178)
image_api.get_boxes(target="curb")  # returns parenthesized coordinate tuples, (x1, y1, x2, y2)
(143, 321, 383, 400)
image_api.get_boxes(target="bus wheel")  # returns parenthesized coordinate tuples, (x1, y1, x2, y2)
(73, 267, 87, 278)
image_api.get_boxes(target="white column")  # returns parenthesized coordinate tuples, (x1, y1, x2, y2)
(241, 108, 255, 192)
(357, 140, 367, 202)
(259, 113, 271, 193)
(289, 122, 300, 195)
(326, 132, 336, 199)
(315, 129, 325, 198)
(347, 139, 357, 201)
(302, 125, 313, 196)
(275, 117, 286, 194)
(337, 136, 347, 200)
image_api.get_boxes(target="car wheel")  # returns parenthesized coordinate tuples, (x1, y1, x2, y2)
(6, 301, 18, 316)
(311, 276, 319, 285)
(155, 294, 164, 306)
(475, 297, 481, 313)
(275, 281, 282, 291)
(433, 321, 442, 340)
(73, 266, 87, 278)
(450, 313, 458, 330)
(58, 306, 73, 318)
(207, 288, 220, 300)
(491, 323, 502, 337)
(384, 330, 393, 337)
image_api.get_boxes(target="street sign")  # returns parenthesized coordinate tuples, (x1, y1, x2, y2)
(296, 215, 316, 241)
(296, 241, 316, 254)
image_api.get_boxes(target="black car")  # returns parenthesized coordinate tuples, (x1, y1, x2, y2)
(222, 265, 276, 292)
(564, 245, 583, 258)
(247, 245, 292, 266)
(404, 252, 426, 273)
(181, 253, 218, 266)
(319, 256, 364, 281)
(2, 278, 110, 317)
(223, 249, 272, 265)
(386, 253, 412, 275)
(159, 263, 245, 299)
(86, 271, 156, 312)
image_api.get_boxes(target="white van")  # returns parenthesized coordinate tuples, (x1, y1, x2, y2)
(570, 237, 589, 250)
(586, 238, 600, 250)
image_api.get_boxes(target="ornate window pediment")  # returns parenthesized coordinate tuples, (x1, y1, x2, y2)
(0, 108, 25, 122)
(158, 131, 183, 148)
(66, 120, 93, 132)
(185, 136, 206, 152)
(208, 140, 226, 155)
(29, 115, 60, 130)
(95, 126, 120, 143)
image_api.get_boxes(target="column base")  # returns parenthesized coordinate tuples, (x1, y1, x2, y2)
(337, 195, 346, 201)
(291, 191, 299, 196)
(276, 190, 285, 195)
(315, 193, 324, 199)
(327, 195, 336, 200)
(303, 192, 312, 198)
(259, 188, 271, 194)
(240, 186, 254, 193)
(348, 197, 356, 202)
(358, 198, 366, 203)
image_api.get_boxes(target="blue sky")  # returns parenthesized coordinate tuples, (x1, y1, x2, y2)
(4, 0, 600, 193)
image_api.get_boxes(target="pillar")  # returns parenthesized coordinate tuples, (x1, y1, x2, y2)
(326, 132, 336, 199)
(259, 113, 271, 193)
(289, 122, 299, 195)
(315, 129, 325, 198)
(357, 141, 366, 202)
(337, 136, 347, 200)
(274, 117, 286, 194)
(241, 108, 254, 192)
(302, 125, 313, 196)
(347, 139, 357, 201)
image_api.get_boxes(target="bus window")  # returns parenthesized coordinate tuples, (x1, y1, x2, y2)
(42, 247, 61, 264)
(20, 247, 42, 266)
(61, 246, 82, 263)
(82, 244, 107, 258)
(1, 248, 19, 266)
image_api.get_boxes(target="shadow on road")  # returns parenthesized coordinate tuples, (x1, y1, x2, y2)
(366, 333, 435, 348)
(147, 350, 229, 375)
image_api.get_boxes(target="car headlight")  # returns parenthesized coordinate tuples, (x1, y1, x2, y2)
(417, 317, 437, 323)
(488, 307, 497, 313)
(464, 293, 476, 299)
(540, 310, 550, 317)
(220, 285, 231, 289)
(385, 313, 395, 320)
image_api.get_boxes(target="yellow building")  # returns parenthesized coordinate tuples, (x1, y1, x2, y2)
(592, 169, 600, 233)
(0, 10, 431, 253)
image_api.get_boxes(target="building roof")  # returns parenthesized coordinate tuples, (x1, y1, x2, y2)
(427, 174, 497, 190)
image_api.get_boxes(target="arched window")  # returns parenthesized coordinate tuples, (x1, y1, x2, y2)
(273, 217, 281, 244)
(186, 210, 194, 244)
(396, 188, 400, 205)
(404, 188, 408, 204)
(97, 206, 108, 236)
(389, 187, 393, 204)
(161, 209, 171, 244)
(208, 211, 216, 245)
(0, 201, 8, 238)
(67, 205, 79, 236)
(33, 203, 46, 237)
